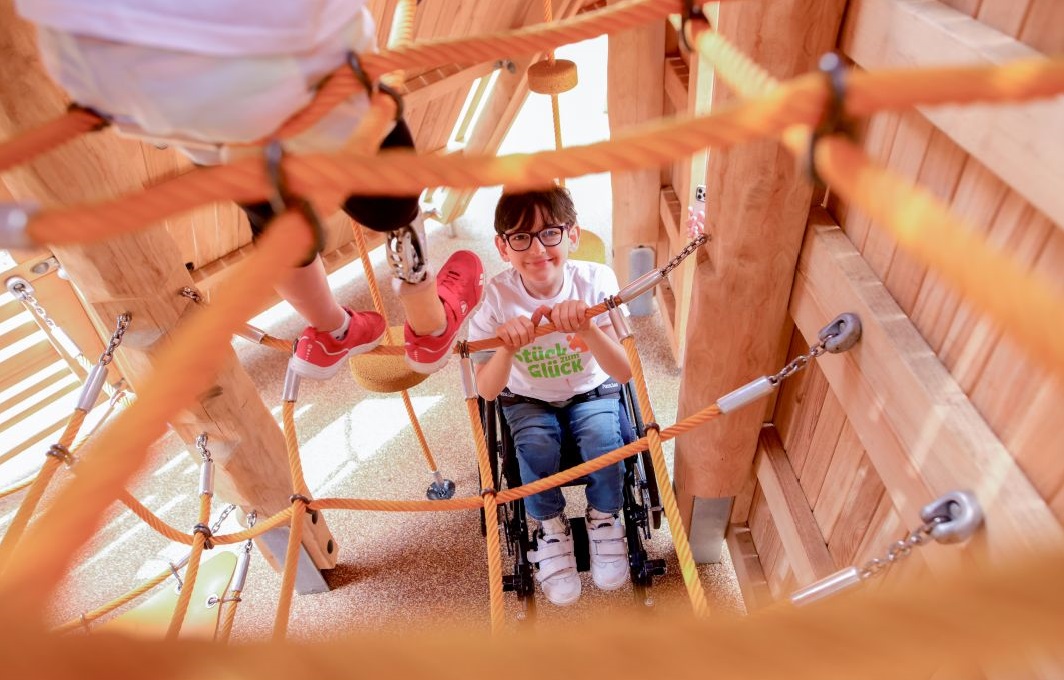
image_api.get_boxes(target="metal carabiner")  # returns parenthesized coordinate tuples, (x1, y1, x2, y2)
(919, 490, 984, 544)
(263, 140, 326, 260)
(818, 312, 862, 354)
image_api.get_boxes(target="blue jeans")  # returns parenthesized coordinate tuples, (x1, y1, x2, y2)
(501, 397, 625, 521)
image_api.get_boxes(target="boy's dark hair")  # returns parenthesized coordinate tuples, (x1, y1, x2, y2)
(494, 186, 578, 236)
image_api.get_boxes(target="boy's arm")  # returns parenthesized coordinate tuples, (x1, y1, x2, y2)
(473, 309, 544, 401)
(551, 299, 632, 383)
(473, 350, 516, 402)
(577, 322, 632, 384)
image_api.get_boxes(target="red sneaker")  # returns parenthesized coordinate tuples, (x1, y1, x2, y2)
(289, 307, 386, 380)
(405, 250, 484, 374)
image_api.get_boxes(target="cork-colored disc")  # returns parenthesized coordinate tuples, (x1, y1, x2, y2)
(349, 325, 429, 393)
(527, 59, 578, 95)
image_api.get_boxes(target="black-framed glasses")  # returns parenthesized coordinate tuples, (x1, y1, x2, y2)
(503, 225, 570, 251)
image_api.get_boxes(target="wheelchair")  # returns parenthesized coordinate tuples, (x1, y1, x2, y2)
(477, 381, 666, 617)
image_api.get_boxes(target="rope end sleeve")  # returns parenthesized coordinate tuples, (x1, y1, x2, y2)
(0, 203, 38, 249)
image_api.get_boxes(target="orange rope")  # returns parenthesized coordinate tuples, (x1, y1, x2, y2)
(25, 59, 1062, 250)
(0, 408, 86, 574)
(0, 476, 35, 500)
(165, 493, 212, 640)
(119, 491, 193, 545)
(465, 397, 505, 632)
(360, 0, 677, 81)
(311, 497, 481, 512)
(350, 220, 440, 474)
(53, 567, 172, 634)
(215, 590, 242, 644)
(622, 336, 709, 617)
(0, 212, 314, 622)
(0, 107, 105, 173)
(274, 400, 311, 641)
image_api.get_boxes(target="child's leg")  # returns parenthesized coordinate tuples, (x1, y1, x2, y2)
(502, 401, 581, 606)
(567, 399, 626, 514)
(242, 201, 385, 380)
(341, 120, 484, 373)
(340, 120, 443, 332)
(274, 256, 347, 332)
(567, 397, 629, 590)
(500, 403, 566, 521)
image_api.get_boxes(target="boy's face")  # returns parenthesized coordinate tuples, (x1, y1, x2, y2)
(495, 208, 580, 296)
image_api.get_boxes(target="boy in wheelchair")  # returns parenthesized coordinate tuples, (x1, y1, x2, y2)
(469, 186, 634, 606)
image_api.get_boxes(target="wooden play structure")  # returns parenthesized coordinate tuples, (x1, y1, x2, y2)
(0, 0, 1062, 677)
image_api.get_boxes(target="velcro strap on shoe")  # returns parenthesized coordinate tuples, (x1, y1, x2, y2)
(590, 538, 628, 557)
(527, 538, 573, 564)
(588, 521, 625, 540)
(535, 551, 577, 582)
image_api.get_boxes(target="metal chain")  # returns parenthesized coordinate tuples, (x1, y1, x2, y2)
(660, 233, 708, 277)
(196, 432, 212, 462)
(210, 504, 237, 536)
(10, 281, 60, 330)
(243, 510, 257, 554)
(98, 313, 132, 366)
(769, 338, 830, 386)
(858, 515, 946, 581)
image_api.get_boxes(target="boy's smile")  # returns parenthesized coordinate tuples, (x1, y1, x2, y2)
(496, 211, 581, 299)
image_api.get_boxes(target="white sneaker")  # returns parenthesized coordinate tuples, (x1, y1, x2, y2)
(527, 516, 581, 606)
(586, 508, 628, 590)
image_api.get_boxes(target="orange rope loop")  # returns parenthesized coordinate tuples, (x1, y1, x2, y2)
(0, 106, 106, 173)
(24, 59, 1062, 254)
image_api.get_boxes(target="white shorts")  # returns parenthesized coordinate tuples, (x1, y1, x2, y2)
(35, 9, 377, 164)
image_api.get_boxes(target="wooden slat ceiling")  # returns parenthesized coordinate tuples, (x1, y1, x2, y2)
(368, 0, 535, 154)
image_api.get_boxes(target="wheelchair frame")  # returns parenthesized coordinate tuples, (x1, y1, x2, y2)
(477, 381, 665, 617)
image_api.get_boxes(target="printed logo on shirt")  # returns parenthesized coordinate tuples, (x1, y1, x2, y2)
(513, 334, 587, 379)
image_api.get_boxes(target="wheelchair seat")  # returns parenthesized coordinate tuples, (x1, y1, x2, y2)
(478, 380, 666, 617)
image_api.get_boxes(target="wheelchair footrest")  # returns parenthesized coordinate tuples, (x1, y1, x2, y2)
(568, 516, 591, 572)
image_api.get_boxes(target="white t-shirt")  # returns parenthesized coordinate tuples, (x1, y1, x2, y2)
(16, 1, 368, 57)
(469, 261, 627, 403)
(17, 1, 376, 162)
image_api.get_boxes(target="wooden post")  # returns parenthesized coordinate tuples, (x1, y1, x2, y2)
(606, 0, 664, 286)
(0, 7, 337, 575)
(674, 0, 848, 530)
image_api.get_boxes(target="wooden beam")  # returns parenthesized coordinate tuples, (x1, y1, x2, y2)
(841, 0, 1064, 230)
(0, 6, 337, 571)
(724, 524, 775, 611)
(674, 0, 848, 523)
(402, 62, 497, 109)
(607, 0, 664, 286)
(790, 208, 1063, 573)
(755, 427, 836, 585)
